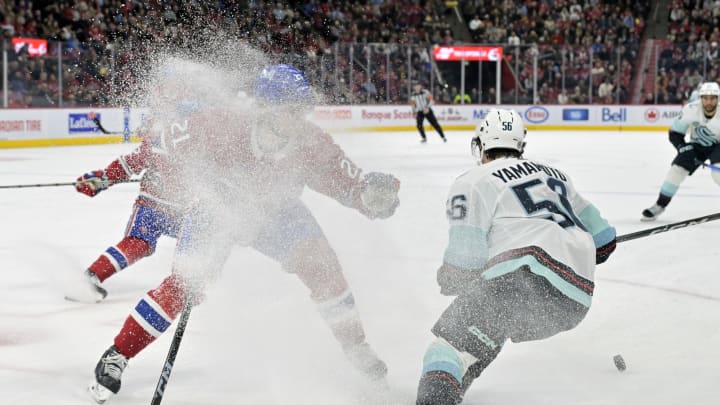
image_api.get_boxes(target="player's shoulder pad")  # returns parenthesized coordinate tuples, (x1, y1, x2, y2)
(683, 101, 700, 114)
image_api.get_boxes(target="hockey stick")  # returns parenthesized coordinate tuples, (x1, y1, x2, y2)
(88, 111, 124, 135)
(92, 117, 112, 134)
(701, 162, 720, 172)
(151, 293, 194, 405)
(617, 211, 720, 243)
(0, 179, 141, 189)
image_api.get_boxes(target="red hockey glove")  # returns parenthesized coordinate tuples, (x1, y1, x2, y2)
(358, 172, 400, 219)
(75, 170, 110, 197)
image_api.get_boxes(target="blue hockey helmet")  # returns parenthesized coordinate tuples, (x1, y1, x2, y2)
(253, 64, 312, 104)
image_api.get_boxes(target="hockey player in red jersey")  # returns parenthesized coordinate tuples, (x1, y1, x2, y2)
(88, 63, 401, 404)
(68, 121, 183, 303)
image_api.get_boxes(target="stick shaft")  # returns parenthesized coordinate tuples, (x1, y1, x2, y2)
(0, 181, 78, 189)
(0, 179, 140, 189)
(617, 212, 720, 243)
(150, 296, 193, 405)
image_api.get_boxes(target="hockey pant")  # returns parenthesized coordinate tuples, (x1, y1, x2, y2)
(89, 203, 180, 282)
(671, 143, 720, 186)
(417, 267, 589, 404)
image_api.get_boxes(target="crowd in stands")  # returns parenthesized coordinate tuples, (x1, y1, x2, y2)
(649, 0, 720, 104)
(0, 0, 711, 107)
(461, 0, 650, 104)
(0, 0, 454, 107)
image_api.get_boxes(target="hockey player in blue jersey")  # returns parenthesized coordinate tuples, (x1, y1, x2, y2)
(415, 109, 616, 404)
(642, 81, 720, 220)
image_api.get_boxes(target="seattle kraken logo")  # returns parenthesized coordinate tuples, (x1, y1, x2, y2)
(693, 125, 715, 146)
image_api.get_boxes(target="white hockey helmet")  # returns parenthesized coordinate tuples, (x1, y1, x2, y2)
(698, 82, 720, 97)
(472, 108, 527, 158)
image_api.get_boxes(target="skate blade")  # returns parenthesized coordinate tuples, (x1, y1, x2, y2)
(87, 381, 114, 404)
(64, 294, 103, 304)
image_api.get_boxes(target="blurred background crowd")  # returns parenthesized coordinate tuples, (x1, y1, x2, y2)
(0, 0, 717, 107)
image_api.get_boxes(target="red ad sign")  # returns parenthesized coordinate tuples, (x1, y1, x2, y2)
(12, 38, 48, 57)
(433, 46, 503, 62)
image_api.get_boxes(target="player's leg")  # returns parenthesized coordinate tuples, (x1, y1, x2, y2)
(426, 109, 447, 141)
(88, 210, 228, 404)
(89, 273, 189, 403)
(707, 145, 720, 186)
(416, 112, 428, 142)
(252, 201, 387, 380)
(416, 284, 505, 405)
(71, 203, 172, 303)
(642, 146, 707, 220)
(417, 267, 589, 404)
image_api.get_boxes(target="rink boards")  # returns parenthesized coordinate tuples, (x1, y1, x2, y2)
(0, 104, 682, 148)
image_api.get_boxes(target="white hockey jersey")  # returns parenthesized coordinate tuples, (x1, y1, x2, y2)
(443, 157, 615, 307)
(670, 101, 720, 146)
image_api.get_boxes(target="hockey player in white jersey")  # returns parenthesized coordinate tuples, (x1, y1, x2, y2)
(415, 109, 616, 404)
(642, 81, 720, 220)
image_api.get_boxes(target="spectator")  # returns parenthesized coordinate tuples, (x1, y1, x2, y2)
(452, 92, 471, 104)
(598, 78, 614, 103)
(571, 86, 588, 104)
(643, 92, 655, 104)
(468, 15, 482, 33)
(558, 89, 569, 104)
(508, 31, 520, 46)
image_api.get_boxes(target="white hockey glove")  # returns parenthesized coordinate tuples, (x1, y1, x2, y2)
(359, 172, 400, 219)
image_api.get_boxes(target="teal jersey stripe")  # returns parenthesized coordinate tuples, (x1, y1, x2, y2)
(443, 225, 488, 270)
(482, 255, 592, 307)
(578, 203, 616, 247)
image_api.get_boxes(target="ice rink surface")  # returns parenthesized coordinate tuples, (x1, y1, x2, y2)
(1, 129, 719, 404)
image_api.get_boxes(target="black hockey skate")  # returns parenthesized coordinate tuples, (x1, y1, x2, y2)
(416, 371, 463, 405)
(65, 269, 107, 303)
(88, 345, 128, 404)
(641, 204, 665, 221)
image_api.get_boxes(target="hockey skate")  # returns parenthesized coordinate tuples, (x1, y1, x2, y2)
(641, 204, 665, 221)
(65, 269, 107, 303)
(417, 371, 463, 405)
(344, 342, 388, 381)
(88, 345, 128, 404)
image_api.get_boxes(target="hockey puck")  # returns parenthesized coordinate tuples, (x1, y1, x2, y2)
(613, 354, 626, 372)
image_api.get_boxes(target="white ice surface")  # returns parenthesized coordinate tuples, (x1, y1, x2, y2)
(0, 130, 719, 404)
